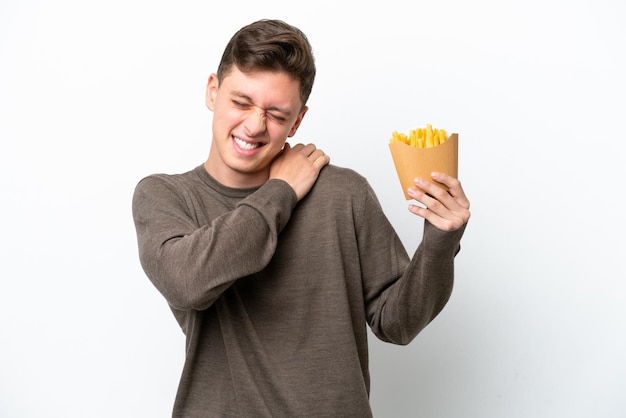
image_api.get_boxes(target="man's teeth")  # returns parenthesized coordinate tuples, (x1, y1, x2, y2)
(234, 137, 260, 150)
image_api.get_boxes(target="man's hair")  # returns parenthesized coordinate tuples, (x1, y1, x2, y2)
(217, 19, 316, 107)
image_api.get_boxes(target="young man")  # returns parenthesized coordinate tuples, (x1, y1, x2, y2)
(132, 19, 470, 417)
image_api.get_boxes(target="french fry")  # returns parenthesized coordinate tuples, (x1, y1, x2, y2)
(391, 124, 448, 149)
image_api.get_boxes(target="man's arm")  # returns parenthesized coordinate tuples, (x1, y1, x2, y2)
(363, 173, 470, 344)
(132, 143, 330, 313)
(132, 176, 296, 312)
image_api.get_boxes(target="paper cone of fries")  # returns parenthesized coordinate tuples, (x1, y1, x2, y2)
(388, 133, 458, 200)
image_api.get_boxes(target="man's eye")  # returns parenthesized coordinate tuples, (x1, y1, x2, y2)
(233, 100, 249, 108)
(267, 113, 286, 123)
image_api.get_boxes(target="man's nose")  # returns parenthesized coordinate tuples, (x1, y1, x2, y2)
(244, 108, 266, 136)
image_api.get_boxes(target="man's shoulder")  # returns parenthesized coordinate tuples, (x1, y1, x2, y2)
(136, 165, 201, 186)
(318, 164, 367, 185)
(311, 164, 374, 203)
(133, 166, 204, 199)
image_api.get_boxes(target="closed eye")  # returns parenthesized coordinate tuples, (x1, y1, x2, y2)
(267, 112, 287, 123)
(232, 100, 250, 109)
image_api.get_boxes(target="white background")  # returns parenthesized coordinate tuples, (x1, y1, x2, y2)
(1, 0, 625, 417)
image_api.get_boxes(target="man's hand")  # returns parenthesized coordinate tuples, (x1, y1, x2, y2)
(269, 143, 330, 201)
(407, 172, 471, 231)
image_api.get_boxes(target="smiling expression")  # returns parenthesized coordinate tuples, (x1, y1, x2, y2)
(203, 67, 308, 189)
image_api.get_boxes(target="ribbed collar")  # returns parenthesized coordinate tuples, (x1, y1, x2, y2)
(192, 164, 261, 199)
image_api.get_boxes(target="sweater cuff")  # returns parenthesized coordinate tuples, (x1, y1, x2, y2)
(422, 220, 467, 257)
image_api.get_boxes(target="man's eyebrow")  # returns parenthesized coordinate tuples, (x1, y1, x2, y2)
(231, 91, 293, 117)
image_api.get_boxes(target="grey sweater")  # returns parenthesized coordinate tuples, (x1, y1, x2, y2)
(132, 164, 465, 417)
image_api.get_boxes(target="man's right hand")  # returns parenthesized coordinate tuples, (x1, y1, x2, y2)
(269, 142, 330, 201)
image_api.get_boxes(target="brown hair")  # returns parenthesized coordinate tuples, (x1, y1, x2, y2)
(217, 19, 316, 107)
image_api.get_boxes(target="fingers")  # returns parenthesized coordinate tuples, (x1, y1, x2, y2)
(271, 142, 330, 202)
(310, 148, 331, 169)
(289, 143, 330, 168)
(431, 172, 470, 209)
(407, 173, 471, 231)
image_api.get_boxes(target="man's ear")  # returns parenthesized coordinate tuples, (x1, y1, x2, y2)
(205, 73, 219, 111)
(288, 106, 308, 137)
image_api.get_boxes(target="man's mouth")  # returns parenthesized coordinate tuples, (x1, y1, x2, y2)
(234, 136, 262, 150)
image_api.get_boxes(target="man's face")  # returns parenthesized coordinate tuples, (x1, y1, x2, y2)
(204, 66, 307, 188)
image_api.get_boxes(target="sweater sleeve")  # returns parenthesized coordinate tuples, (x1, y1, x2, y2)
(359, 185, 467, 345)
(132, 175, 297, 312)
